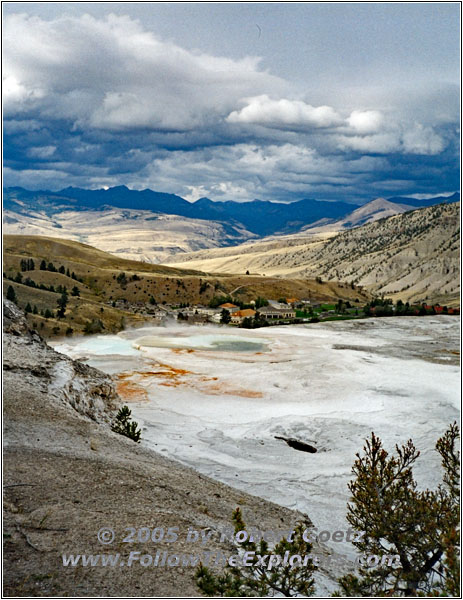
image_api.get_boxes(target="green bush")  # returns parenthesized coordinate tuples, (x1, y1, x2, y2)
(111, 406, 141, 443)
(195, 508, 317, 597)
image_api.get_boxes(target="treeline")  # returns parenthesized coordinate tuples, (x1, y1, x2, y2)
(363, 298, 458, 317)
(4, 272, 80, 297)
(38, 260, 83, 282)
(6, 285, 57, 319)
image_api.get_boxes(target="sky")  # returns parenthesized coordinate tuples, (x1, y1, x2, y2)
(3, 2, 461, 203)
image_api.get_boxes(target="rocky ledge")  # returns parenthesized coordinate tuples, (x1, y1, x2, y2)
(3, 299, 118, 423)
(3, 300, 317, 597)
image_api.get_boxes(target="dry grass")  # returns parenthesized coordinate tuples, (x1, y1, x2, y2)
(4, 234, 371, 337)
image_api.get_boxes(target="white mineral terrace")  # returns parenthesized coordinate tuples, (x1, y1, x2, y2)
(53, 317, 459, 566)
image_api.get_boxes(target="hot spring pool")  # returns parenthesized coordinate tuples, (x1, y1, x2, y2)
(54, 335, 140, 357)
(134, 333, 268, 352)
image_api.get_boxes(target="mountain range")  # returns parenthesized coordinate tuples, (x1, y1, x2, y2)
(3, 185, 460, 306)
(4, 186, 459, 238)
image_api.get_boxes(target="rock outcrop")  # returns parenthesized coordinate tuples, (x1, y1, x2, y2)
(3, 298, 316, 597)
(3, 299, 118, 423)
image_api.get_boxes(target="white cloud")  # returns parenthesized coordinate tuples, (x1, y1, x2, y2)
(337, 132, 401, 154)
(401, 123, 445, 155)
(137, 142, 357, 201)
(346, 110, 384, 134)
(337, 120, 446, 155)
(28, 145, 57, 158)
(227, 95, 341, 129)
(3, 11, 457, 201)
(3, 13, 285, 130)
(183, 185, 209, 202)
(4, 14, 284, 130)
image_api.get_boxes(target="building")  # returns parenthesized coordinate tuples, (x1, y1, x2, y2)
(187, 314, 209, 324)
(231, 308, 256, 324)
(286, 298, 299, 306)
(257, 306, 296, 320)
(219, 303, 240, 313)
(300, 298, 321, 309)
(267, 300, 289, 309)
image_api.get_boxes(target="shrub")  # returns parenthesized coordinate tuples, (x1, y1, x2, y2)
(195, 508, 317, 597)
(83, 318, 105, 334)
(6, 285, 17, 304)
(111, 406, 141, 443)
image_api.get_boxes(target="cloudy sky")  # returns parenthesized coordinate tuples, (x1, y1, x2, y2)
(3, 2, 460, 203)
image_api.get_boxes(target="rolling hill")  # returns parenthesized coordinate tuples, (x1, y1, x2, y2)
(3, 235, 370, 337)
(166, 202, 460, 306)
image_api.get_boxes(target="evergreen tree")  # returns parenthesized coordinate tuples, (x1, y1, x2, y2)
(40, 260, 47, 270)
(44, 308, 52, 318)
(56, 292, 68, 318)
(195, 508, 317, 597)
(29, 258, 35, 270)
(66, 268, 70, 277)
(71, 286, 80, 297)
(220, 308, 231, 324)
(337, 423, 460, 597)
(33, 305, 38, 315)
(111, 406, 141, 443)
(25, 302, 32, 313)
(58, 265, 65, 274)
(255, 296, 269, 309)
(14, 272, 23, 284)
(6, 285, 17, 304)
(116, 272, 127, 286)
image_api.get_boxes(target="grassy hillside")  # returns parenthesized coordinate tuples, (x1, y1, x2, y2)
(3, 235, 370, 337)
(167, 203, 460, 306)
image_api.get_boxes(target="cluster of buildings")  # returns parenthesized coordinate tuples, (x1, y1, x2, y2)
(175, 297, 318, 325)
(108, 296, 320, 326)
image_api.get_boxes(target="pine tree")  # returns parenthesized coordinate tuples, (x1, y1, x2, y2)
(58, 265, 65, 274)
(116, 272, 127, 286)
(220, 308, 231, 324)
(6, 285, 17, 303)
(195, 508, 317, 597)
(336, 423, 460, 597)
(40, 260, 47, 270)
(111, 406, 141, 443)
(33, 305, 38, 314)
(25, 302, 32, 313)
(71, 286, 80, 297)
(56, 292, 68, 318)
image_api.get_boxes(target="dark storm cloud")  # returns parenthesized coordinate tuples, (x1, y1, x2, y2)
(3, 9, 460, 202)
